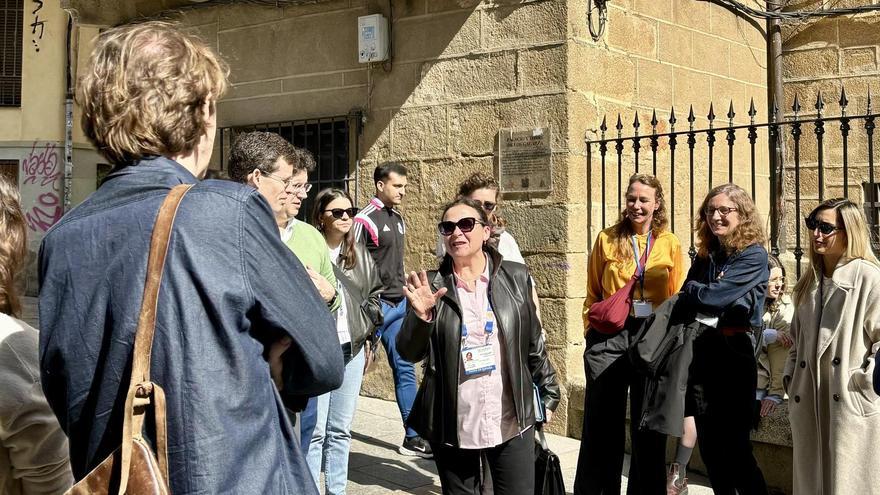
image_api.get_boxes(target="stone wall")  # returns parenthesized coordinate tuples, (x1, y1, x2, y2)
(171, 0, 576, 434)
(566, 0, 769, 438)
(780, 6, 880, 256)
(159, 0, 769, 439)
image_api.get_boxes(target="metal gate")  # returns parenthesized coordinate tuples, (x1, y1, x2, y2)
(586, 88, 878, 278)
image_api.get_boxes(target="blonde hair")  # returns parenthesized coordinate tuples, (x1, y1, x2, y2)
(0, 177, 26, 317)
(609, 173, 669, 260)
(77, 21, 228, 165)
(695, 183, 766, 257)
(792, 198, 880, 306)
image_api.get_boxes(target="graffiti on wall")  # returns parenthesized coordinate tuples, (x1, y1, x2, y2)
(31, 0, 46, 52)
(22, 142, 63, 233)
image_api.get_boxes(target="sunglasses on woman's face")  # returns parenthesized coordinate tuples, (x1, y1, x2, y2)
(473, 200, 497, 212)
(325, 207, 359, 219)
(438, 217, 483, 236)
(805, 217, 840, 236)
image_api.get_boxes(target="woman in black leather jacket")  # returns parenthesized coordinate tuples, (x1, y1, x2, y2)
(397, 197, 559, 495)
(306, 188, 384, 495)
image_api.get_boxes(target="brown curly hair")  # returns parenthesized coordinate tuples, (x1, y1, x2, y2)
(609, 173, 669, 260)
(77, 21, 228, 165)
(695, 183, 766, 257)
(0, 176, 26, 317)
(456, 172, 506, 229)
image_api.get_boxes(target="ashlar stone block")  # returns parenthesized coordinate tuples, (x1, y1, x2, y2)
(518, 44, 567, 92)
(484, 0, 566, 50)
(391, 105, 449, 159)
(782, 47, 839, 80)
(414, 52, 517, 104)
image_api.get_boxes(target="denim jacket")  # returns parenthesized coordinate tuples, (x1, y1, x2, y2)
(38, 157, 343, 494)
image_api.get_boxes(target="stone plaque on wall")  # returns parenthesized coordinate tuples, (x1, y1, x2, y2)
(497, 127, 552, 193)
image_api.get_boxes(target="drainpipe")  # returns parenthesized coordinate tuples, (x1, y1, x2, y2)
(63, 11, 75, 212)
(767, 0, 785, 254)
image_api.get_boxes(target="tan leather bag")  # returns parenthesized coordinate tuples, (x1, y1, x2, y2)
(66, 184, 192, 495)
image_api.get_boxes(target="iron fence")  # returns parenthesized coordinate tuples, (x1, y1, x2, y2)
(586, 88, 878, 278)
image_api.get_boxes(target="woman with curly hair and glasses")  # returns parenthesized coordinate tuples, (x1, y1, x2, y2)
(0, 176, 73, 494)
(785, 198, 880, 495)
(680, 183, 769, 495)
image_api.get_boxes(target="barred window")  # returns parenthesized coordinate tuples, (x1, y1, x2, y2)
(864, 182, 880, 255)
(0, 158, 18, 185)
(0, 0, 22, 107)
(219, 113, 359, 220)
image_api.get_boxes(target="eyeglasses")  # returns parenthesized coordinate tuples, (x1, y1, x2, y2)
(704, 206, 738, 217)
(473, 200, 497, 212)
(261, 171, 312, 193)
(325, 207, 359, 219)
(805, 217, 840, 236)
(438, 218, 484, 236)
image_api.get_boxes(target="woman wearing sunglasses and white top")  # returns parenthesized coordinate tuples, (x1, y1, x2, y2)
(306, 188, 384, 495)
(397, 197, 559, 495)
(435, 172, 525, 264)
(785, 198, 880, 495)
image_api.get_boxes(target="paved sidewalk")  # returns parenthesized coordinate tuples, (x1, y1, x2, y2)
(345, 395, 714, 494)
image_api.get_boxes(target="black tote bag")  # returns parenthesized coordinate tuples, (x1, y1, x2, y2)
(534, 425, 565, 495)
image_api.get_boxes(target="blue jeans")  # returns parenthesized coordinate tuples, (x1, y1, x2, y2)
(379, 299, 418, 438)
(306, 349, 365, 494)
(300, 398, 318, 455)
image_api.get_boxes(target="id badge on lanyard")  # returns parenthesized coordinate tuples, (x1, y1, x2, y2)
(631, 234, 653, 318)
(461, 308, 497, 376)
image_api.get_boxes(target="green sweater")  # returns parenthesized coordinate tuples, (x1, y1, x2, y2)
(283, 220, 340, 312)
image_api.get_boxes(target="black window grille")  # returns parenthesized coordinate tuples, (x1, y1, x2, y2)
(864, 182, 880, 255)
(0, 0, 23, 107)
(219, 114, 359, 220)
(0, 158, 18, 185)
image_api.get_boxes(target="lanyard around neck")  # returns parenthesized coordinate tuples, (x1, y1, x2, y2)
(631, 233, 653, 299)
(460, 297, 494, 345)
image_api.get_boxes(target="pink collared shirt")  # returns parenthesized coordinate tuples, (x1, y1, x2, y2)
(454, 258, 520, 449)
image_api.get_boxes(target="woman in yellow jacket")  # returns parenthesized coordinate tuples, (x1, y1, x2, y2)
(573, 173, 684, 495)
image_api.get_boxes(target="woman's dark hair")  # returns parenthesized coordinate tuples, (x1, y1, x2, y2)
(456, 171, 506, 229)
(441, 197, 490, 225)
(766, 253, 786, 310)
(311, 188, 357, 270)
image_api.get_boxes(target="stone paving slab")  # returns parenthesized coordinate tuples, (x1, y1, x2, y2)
(347, 396, 716, 495)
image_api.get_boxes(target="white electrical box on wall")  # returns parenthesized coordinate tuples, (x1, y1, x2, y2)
(358, 14, 389, 63)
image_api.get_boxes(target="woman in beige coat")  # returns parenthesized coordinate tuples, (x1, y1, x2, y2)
(785, 197, 880, 495)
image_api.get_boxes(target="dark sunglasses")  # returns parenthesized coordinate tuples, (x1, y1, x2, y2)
(325, 207, 359, 219)
(473, 200, 497, 212)
(805, 217, 840, 235)
(438, 217, 484, 236)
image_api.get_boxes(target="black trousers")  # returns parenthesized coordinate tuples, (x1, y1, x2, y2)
(574, 319, 666, 495)
(431, 428, 535, 495)
(688, 331, 768, 495)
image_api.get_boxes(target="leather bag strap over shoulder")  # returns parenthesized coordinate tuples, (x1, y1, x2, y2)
(118, 184, 192, 494)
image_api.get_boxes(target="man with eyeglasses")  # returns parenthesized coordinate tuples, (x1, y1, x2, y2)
(228, 131, 341, 454)
(353, 162, 433, 458)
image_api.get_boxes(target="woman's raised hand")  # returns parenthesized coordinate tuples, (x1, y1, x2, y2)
(403, 270, 447, 322)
